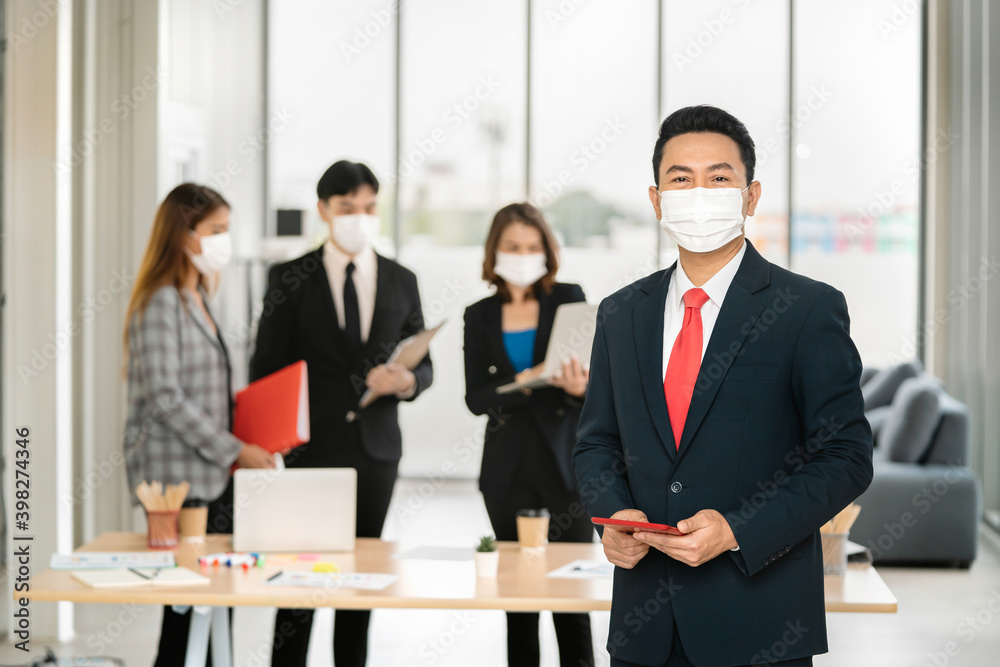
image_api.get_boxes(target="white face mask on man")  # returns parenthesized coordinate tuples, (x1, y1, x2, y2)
(186, 231, 233, 275)
(657, 186, 749, 253)
(493, 251, 548, 288)
(331, 214, 379, 255)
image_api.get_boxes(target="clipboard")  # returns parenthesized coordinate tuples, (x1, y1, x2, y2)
(358, 322, 444, 409)
(496, 302, 598, 393)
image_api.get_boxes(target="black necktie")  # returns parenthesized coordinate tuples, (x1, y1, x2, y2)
(343, 262, 361, 348)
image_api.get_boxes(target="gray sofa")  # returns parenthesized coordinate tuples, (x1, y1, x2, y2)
(849, 360, 983, 567)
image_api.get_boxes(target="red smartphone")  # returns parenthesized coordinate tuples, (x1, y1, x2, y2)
(591, 517, 686, 536)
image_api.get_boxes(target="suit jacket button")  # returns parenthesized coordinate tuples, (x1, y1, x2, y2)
(345, 411, 357, 423)
(670, 481, 683, 494)
(556, 408, 566, 417)
(488, 365, 497, 374)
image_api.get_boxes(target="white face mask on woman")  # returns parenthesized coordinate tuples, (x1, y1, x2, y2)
(493, 251, 548, 288)
(657, 185, 749, 253)
(332, 214, 379, 255)
(187, 231, 233, 275)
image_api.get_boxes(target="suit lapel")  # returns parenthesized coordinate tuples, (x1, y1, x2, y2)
(675, 240, 771, 460)
(634, 266, 676, 458)
(362, 254, 396, 361)
(185, 288, 223, 351)
(310, 247, 354, 364)
(533, 287, 556, 366)
(485, 294, 517, 376)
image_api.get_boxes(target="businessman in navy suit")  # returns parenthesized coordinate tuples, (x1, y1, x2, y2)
(573, 106, 873, 666)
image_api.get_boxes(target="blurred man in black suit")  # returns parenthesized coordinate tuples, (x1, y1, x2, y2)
(251, 160, 432, 667)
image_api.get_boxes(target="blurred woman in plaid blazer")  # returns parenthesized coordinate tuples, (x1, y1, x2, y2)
(122, 182, 274, 666)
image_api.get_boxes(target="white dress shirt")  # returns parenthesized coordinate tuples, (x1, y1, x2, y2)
(662, 239, 748, 379)
(323, 240, 377, 343)
(662, 239, 747, 551)
(323, 240, 415, 399)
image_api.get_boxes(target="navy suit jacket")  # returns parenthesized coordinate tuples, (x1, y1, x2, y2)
(572, 240, 873, 666)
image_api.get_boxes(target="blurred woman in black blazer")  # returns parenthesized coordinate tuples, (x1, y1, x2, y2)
(463, 202, 594, 667)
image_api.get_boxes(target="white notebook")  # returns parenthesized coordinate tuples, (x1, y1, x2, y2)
(71, 567, 210, 588)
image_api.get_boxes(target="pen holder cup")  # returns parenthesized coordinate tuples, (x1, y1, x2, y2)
(821, 532, 849, 575)
(147, 510, 181, 550)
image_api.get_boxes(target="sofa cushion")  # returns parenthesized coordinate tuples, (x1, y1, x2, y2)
(883, 377, 941, 464)
(865, 405, 893, 445)
(862, 360, 923, 410)
(924, 392, 971, 466)
(860, 366, 880, 387)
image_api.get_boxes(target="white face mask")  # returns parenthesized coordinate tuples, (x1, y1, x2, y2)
(657, 186, 749, 253)
(493, 251, 548, 288)
(331, 214, 379, 255)
(186, 231, 233, 275)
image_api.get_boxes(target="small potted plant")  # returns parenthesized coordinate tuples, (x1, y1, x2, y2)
(474, 535, 499, 577)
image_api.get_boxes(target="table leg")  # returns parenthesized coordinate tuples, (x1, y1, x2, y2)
(182, 605, 212, 667)
(210, 606, 232, 667)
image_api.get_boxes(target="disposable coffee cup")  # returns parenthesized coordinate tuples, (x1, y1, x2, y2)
(516, 508, 550, 551)
(179, 506, 209, 542)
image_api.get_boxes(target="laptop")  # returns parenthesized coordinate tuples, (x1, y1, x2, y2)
(496, 302, 599, 394)
(233, 468, 357, 552)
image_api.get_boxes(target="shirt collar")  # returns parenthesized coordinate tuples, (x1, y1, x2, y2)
(669, 238, 748, 312)
(324, 239, 377, 276)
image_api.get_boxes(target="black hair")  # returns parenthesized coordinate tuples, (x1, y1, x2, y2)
(316, 160, 380, 201)
(651, 105, 756, 187)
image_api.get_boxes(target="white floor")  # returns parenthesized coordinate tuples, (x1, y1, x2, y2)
(2, 479, 999, 666)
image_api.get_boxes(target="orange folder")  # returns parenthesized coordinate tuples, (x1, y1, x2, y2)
(232, 360, 310, 467)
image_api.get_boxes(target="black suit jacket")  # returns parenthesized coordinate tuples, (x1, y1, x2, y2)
(249, 247, 432, 466)
(464, 283, 587, 498)
(573, 240, 873, 666)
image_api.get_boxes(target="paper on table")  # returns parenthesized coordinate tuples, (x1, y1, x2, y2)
(547, 559, 614, 579)
(265, 571, 397, 591)
(393, 546, 474, 562)
(70, 567, 208, 588)
(51, 552, 175, 570)
(358, 322, 444, 409)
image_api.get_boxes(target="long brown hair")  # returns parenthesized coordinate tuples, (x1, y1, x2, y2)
(482, 202, 560, 302)
(123, 183, 230, 355)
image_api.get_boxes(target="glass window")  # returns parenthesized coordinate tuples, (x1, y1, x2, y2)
(662, 0, 791, 267)
(790, 0, 921, 365)
(268, 0, 397, 244)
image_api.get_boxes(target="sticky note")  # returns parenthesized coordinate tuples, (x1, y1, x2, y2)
(312, 562, 339, 573)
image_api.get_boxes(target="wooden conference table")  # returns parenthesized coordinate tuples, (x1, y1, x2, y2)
(23, 533, 897, 666)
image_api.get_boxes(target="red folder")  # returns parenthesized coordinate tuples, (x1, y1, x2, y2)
(232, 361, 310, 467)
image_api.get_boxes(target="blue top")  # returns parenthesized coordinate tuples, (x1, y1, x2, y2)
(502, 328, 537, 373)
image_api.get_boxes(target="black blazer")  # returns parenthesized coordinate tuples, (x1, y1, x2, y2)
(249, 247, 432, 466)
(573, 240, 873, 666)
(464, 282, 587, 498)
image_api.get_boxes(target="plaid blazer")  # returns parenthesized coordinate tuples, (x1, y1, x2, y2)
(123, 285, 242, 505)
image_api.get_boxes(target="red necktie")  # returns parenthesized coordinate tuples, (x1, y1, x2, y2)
(663, 288, 709, 449)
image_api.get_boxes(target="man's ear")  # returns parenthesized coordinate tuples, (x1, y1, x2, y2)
(745, 181, 762, 218)
(317, 199, 331, 224)
(648, 185, 662, 221)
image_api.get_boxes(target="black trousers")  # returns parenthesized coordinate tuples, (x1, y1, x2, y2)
(483, 433, 596, 667)
(610, 620, 814, 667)
(154, 479, 235, 667)
(271, 437, 399, 667)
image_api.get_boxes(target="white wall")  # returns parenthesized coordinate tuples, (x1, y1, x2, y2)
(3, 0, 75, 642)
